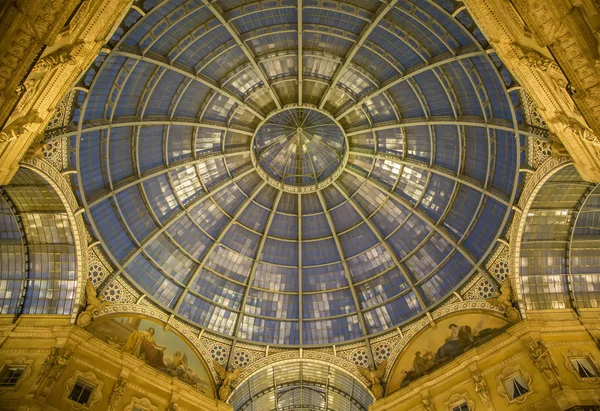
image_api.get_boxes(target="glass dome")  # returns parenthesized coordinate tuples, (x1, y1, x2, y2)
(72, 0, 522, 346)
(252, 107, 348, 191)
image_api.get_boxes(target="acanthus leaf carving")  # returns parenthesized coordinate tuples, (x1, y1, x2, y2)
(551, 113, 600, 147)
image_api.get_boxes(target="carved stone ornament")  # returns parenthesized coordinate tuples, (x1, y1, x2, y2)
(485, 279, 521, 323)
(0, 357, 34, 392)
(551, 113, 600, 147)
(421, 396, 435, 411)
(445, 393, 474, 411)
(63, 371, 104, 410)
(548, 133, 570, 158)
(30, 43, 81, 74)
(124, 397, 157, 411)
(528, 339, 562, 388)
(167, 402, 180, 411)
(35, 347, 72, 396)
(107, 376, 128, 411)
(213, 360, 243, 401)
(76, 278, 111, 327)
(0, 111, 43, 144)
(495, 365, 533, 406)
(515, 43, 563, 75)
(472, 370, 493, 410)
(562, 349, 600, 384)
(357, 360, 387, 400)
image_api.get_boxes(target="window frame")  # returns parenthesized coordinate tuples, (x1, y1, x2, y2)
(496, 365, 533, 405)
(62, 371, 104, 410)
(445, 393, 474, 411)
(0, 357, 33, 392)
(563, 349, 600, 384)
(68, 378, 96, 406)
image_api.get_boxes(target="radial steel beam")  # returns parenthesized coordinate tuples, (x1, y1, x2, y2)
(231, 190, 284, 342)
(201, 0, 282, 109)
(345, 117, 526, 137)
(86, 150, 251, 208)
(318, 0, 399, 109)
(173, 180, 268, 312)
(111, 47, 265, 120)
(335, 49, 485, 120)
(49, 119, 253, 141)
(332, 181, 428, 310)
(348, 150, 510, 206)
(316, 191, 369, 340)
(344, 167, 478, 267)
(96, 166, 256, 290)
(298, 192, 304, 344)
(298, 0, 303, 105)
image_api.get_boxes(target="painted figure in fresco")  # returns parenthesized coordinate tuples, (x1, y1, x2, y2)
(434, 324, 473, 361)
(123, 327, 167, 368)
(412, 351, 434, 374)
(400, 321, 508, 388)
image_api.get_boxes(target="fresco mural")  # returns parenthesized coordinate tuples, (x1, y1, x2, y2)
(87, 316, 214, 397)
(387, 313, 510, 393)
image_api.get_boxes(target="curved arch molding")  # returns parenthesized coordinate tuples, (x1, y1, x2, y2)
(508, 155, 574, 317)
(19, 155, 89, 322)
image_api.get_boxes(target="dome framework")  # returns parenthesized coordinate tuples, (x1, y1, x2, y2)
(64, 0, 524, 347)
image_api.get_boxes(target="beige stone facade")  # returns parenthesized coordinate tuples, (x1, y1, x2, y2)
(372, 310, 600, 410)
(0, 316, 231, 411)
(1, 0, 600, 410)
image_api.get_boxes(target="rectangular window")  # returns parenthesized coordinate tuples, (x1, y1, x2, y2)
(452, 403, 469, 411)
(504, 373, 529, 400)
(0, 365, 26, 387)
(571, 358, 598, 378)
(68, 379, 95, 405)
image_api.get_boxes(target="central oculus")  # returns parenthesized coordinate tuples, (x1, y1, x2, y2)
(252, 107, 348, 192)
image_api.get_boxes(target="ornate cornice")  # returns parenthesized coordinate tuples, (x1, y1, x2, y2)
(0, 0, 133, 185)
(462, 0, 600, 182)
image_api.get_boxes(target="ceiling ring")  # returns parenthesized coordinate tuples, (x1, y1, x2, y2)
(250, 103, 349, 193)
